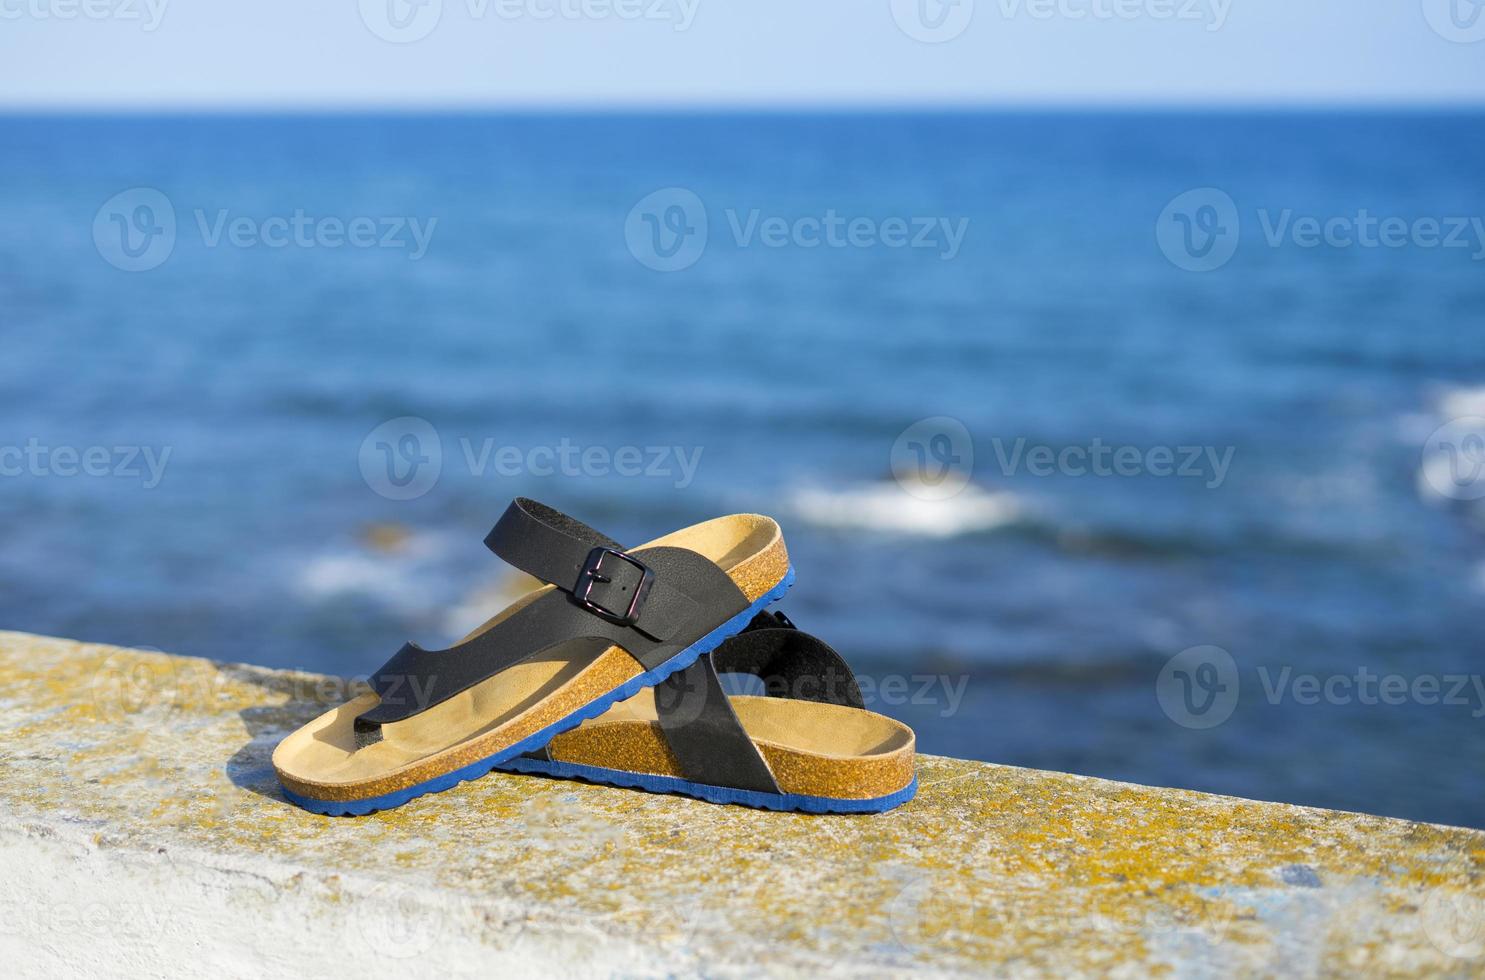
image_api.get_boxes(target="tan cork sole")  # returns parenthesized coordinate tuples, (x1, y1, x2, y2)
(540, 687, 917, 801)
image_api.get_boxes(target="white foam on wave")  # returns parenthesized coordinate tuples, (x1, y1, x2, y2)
(1399, 386, 1485, 445)
(789, 481, 1023, 538)
(1416, 384, 1485, 506)
(440, 573, 544, 639)
(1438, 385, 1485, 420)
(295, 529, 453, 613)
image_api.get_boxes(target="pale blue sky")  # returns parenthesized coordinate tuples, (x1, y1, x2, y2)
(1, 0, 1482, 108)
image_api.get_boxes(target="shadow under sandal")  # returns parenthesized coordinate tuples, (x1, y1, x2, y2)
(499, 611, 918, 814)
(273, 498, 794, 815)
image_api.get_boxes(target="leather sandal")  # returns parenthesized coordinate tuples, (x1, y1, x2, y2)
(273, 498, 794, 815)
(498, 610, 918, 814)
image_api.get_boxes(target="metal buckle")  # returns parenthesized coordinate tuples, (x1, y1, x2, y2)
(572, 547, 653, 627)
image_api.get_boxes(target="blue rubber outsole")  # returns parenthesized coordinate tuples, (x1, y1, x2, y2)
(498, 756, 919, 814)
(280, 566, 796, 816)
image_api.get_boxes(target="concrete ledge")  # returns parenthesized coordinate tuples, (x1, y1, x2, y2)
(2, 629, 1483, 977)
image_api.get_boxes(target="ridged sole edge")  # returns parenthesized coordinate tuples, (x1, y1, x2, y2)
(280, 566, 796, 816)
(499, 756, 919, 814)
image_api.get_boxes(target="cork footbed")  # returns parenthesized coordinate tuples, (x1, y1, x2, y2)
(538, 689, 917, 801)
(273, 514, 790, 803)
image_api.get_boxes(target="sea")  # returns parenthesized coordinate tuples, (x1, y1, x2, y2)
(2, 110, 1482, 827)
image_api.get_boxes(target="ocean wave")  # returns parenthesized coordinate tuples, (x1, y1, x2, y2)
(786, 479, 1382, 559)
(294, 525, 455, 614)
(441, 572, 544, 639)
(789, 481, 1023, 538)
(1416, 384, 1485, 508)
(1438, 385, 1485, 421)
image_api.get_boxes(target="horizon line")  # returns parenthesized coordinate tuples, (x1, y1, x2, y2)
(3, 98, 1485, 116)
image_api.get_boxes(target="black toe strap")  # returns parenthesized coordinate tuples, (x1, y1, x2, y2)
(352, 499, 750, 744)
(644, 612, 864, 794)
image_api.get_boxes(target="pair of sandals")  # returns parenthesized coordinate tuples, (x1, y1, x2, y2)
(273, 499, 917, 815)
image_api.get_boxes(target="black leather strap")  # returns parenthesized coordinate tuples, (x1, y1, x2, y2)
(484, 497, 699, 642)
(654, 651, 783, 795)
(711, 611, 864, 708)
(647, 611, 864, 793)
(352, 500, 750, 743)
(483, 498, 622, 586)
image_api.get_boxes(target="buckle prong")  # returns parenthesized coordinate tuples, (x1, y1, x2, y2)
(572, 547, 653, 627)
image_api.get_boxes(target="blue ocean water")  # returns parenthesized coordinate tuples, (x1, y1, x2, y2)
(2, 112, 1483, 828)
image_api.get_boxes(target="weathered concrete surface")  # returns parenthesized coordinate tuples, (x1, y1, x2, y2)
(1, 629, 1483, 978)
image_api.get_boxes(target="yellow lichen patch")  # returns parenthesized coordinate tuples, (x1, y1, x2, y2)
(3, 629, 1484, 975)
